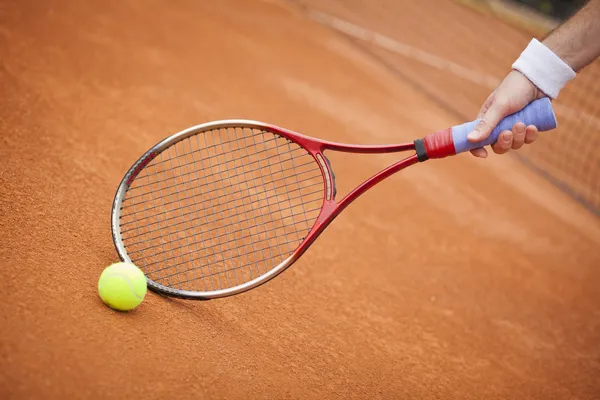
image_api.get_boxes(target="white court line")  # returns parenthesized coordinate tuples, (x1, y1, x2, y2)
(309, 10, 500, 89)
(308, 10, 600, 130)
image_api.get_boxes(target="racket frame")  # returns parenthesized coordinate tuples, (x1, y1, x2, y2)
(111, 120, 418, 299)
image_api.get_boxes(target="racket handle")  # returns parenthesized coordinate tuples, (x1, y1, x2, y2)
(415, 97, 557, 160)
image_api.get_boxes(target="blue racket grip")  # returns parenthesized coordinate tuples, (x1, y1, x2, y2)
(414, 97, 557, 160)
(453, 97, 557, 153)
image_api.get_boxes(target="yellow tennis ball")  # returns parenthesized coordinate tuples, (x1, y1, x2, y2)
(98, 262, 147, 311)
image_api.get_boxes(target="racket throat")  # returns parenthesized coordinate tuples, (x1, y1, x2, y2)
(301, 201, 338, 248)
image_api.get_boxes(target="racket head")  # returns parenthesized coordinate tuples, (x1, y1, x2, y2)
(111, 120, 334, 299)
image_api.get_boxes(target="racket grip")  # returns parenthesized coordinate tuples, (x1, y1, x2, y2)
(415, 97, 557, 160)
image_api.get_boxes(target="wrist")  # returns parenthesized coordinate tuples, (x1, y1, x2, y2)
(511, 38, 576, 99)
(508, 69, 545, 101)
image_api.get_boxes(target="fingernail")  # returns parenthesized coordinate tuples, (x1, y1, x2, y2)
(467, 131, 479, 140)
(503, 135, 511, 144)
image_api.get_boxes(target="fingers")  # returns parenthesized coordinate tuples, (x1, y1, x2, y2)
(525, 125, 538, 144)
(468, 97, 510, 143)
(490, 130, 513, 155)
(470, 147, 488, 158)
(511, 122, 526, 150)
(489, 123, 539, 154)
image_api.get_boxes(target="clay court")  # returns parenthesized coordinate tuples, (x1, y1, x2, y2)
(1, 0, 599, 399)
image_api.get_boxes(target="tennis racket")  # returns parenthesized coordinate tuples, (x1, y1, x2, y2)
(111, 97, 557, 299)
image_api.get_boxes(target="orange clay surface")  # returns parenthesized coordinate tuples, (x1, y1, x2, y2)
(1, 1, 599, 399)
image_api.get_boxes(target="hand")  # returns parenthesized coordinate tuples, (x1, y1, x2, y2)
(468, 70, 546, 158)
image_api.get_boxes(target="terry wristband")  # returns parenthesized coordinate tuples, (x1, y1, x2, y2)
(512, 38, 576, 99)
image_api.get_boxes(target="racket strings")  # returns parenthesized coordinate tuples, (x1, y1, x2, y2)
(120, 149, 320, 244)
(131, 133, 282, 175)
(124, 186, 323, 255)
(120, 171, 321, 235)
(119, 157, 318, 228)
(160, 235, 313, 283)
(147, 209, 321, 274)
(119, 126, 324, 293)
(126, 137, 303, 199)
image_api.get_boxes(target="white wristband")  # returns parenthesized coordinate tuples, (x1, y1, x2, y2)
(512, 38, 576, 99)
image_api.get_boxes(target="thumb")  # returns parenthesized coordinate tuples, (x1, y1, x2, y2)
(467, 100, 509, 143)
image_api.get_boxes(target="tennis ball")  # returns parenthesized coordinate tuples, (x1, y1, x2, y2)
(98, 262, 147, 311)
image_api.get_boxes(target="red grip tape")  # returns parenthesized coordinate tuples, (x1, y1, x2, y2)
(424, 128, 455, 159)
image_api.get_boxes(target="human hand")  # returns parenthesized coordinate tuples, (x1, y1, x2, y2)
(468, 70, 546, 158)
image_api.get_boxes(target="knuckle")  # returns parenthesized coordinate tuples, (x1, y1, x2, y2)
(515, 122, 526, 132)
(476, 119, 494, 135)
(477, 119, 489, 129)
(513, 126, 525, 137)
(494, 95, 512, 110)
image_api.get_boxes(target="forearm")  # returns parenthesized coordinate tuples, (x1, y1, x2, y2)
(542, 0, 600, 72)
